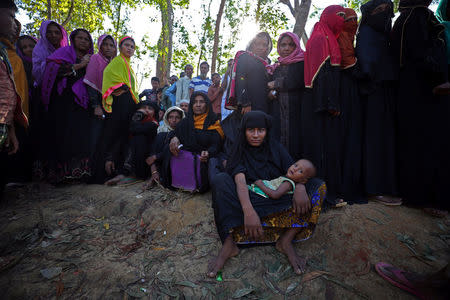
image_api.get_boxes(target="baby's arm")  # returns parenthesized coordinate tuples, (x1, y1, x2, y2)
(254, 180, 293, 200)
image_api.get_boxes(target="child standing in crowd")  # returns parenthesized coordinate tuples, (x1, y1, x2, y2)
(207, 73, 223, 117)
(176, 64, 193, 105)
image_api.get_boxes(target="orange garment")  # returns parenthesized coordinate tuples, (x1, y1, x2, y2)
(337, 8, 358, 69)
(0, 38, 29, 118)
(194, 112, 224, 139)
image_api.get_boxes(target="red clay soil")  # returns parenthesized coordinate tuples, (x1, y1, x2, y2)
(0, 183, 448, 299)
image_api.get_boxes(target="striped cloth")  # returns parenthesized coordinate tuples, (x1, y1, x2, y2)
(189, 76, 212, 94)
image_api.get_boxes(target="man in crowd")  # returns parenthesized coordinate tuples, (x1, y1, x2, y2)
(161, 74, 178, 109)
(176, 64, 193, 105)
(139, 76, 160, 102)
(189, 61, 212, 96)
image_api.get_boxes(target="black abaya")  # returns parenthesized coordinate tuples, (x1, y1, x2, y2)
(270, 62, 305, 160)
(301, 60, 343, 205)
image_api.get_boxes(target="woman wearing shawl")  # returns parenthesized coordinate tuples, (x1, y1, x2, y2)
(356, 0, 401, 205)
(100, 36, 139, 183)
(336, 9, 364, 204)
(392, 0, 450, 217)
(168, 92, 223, 192)
(267, 32, 305, 160)
(301, 5, 346, 208)
(32, 21, 68, 87)
(40, 28, 94, 183)
(83, 34, 117, 156)
(230, 32, 272, 114)
(16, 34, 37, 96)
(143, 106, 185, 189)
(208, 111, 326, 277)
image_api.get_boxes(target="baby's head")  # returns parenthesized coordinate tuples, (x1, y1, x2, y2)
(286, 159, 316, 184)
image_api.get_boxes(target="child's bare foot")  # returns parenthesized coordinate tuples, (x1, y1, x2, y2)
(207, 236, 239, 278)
(104, 174, 125, 186)
(276, 232, 306, 275)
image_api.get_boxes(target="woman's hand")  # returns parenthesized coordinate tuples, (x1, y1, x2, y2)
(292, 184, 311, 216)
(267, 81, 275, 90)
(200, 151, 209, 162)
(145, 155, 156, 166)
(169, 137, 181, 156)
(244, 209, 263, 239)
(105, 160, 115, 176)
(112, 89, 126, 97)
(241, 105, 252, 114)
(94, 106, 104, 119)
(80, 54, 91, 67)
(254, 179, 263, 188)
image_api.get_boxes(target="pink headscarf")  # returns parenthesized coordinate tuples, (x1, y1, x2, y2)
(266, 32, 305, 75)
(83, 34, 117, 93)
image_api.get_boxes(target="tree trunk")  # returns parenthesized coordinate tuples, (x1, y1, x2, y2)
(114, 1, 123, 39)
(156, 0, 174, 83)
(211, 0, 226, 74)
(47, 0, 52, 20)
(280, 0, 312, 45)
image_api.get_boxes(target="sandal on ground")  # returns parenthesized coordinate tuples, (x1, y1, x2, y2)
(334, 199, 347, 208)
(375, 262, 426, 300)
(423, 208, 448, 218)
(368, 195, 402, 206)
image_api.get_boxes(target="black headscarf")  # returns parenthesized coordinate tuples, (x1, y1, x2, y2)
(138, 100, 160, 117)
(356, 0, 397, 88)
(174, 91, 220, 152)
(226, 111, 293, 182)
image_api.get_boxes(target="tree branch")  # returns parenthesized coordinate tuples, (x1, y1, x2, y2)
(279, 0, 295, 16)
(47, 0, 52, 20)
(61, 0, 75, 27)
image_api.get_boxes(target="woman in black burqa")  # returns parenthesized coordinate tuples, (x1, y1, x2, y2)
(208, 111, 326, 277)
(392, 0, 450, 216)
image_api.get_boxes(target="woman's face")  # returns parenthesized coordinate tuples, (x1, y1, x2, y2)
(245, 128, 267, 147)
(192, 95, 207, 115)
(278, 35, 295, 58)
(371, 3, 389, 15)
(46, 23, 62, 48)
(19, 38, 36, 58)
(100, 37, 116, 59)
(120, 39, 135, 58)
(167, 111, 182, 128)
(73, 30, 91, 53)
(252, 37, 269, 59)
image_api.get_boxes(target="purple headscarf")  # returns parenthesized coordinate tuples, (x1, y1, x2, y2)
(83, 34, 117, 93)
(41, 29, 94, 110)
(16, 35, 38, 64)
(32, 20, 68, 86)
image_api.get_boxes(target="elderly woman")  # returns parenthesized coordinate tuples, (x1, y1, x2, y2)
(392, 0, 450, 217)
(99, 36, 140, 184)
(228, 32, 272, 114)
(40, 28, 94, 183)
(143, 106, 185, 189)
(208, 111, 326, 277)
(266, 32, 305, 160)
(169, 92, 223, 192)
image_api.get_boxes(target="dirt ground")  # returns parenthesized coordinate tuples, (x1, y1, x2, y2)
(0, 183, 448, 299)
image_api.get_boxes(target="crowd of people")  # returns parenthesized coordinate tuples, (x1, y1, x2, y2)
(1, 0, 450, 290)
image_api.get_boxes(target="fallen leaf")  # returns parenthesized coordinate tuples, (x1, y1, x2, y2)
(232, 287, 255, 298)
(262, 274, 281, 294)
(176, 281, 198, 288)
(103, 223, 110, 230)
(301, 271, 330, 283)
(286, 280, 300, 294)
(40, 267, 62, 279)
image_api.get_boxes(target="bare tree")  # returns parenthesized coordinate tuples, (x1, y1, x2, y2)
(211, 0, 226, 74)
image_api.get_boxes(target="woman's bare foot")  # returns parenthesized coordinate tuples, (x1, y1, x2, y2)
(276, 228, 306, 275)
(207, 235, 239, 278)
(104, 174, 125, 186)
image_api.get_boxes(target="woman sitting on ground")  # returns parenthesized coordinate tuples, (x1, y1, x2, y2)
(143, 106, 185, 189)
(208, 111, 326, 277)
(168, 92, 224, 192)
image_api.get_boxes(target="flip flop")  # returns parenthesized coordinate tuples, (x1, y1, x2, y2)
(375, 262, 426, 300)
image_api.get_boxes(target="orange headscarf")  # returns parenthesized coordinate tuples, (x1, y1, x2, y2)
(337, 8, 358, 69)
(194, 112, 224, 139)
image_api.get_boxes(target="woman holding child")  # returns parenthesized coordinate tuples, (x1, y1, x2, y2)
(209, 111, 326, 277)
